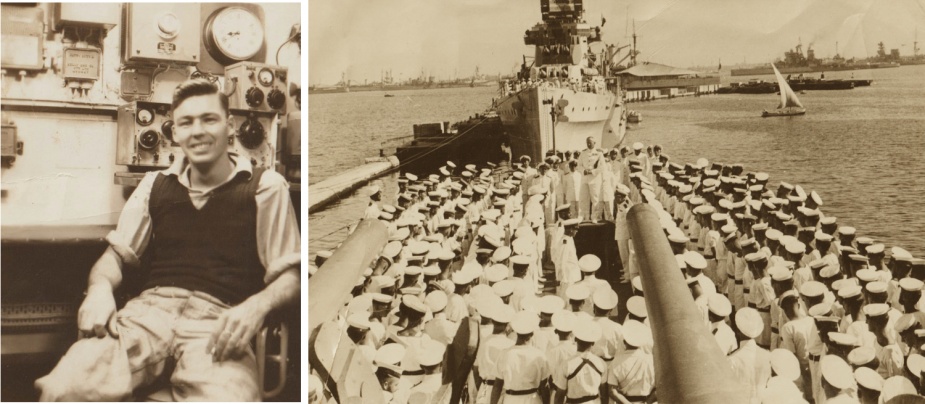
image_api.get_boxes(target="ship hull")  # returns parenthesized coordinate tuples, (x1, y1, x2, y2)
(731, 62, 900, 77)
(496, 86, 626, 161)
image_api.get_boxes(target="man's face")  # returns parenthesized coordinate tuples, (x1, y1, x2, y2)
(173, 94, 232, 166)
(586, 137, 595, 149)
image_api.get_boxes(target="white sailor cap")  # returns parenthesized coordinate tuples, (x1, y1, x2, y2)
(451, 270, 473, 286)
(866, 281, 888, 295)
(684, 251, 708, 270)
(632, 142, 644, 150)
(374, 343, 406, 375)
(491, 302, 516, 324)
(405, 173, 419, 181)
(485, 264, 509, 283)
(745, 252, 767, 263)
(838, 285, 863, 300)
(881, 376, 917, 403)
(592, 288, 619, 310)
(785, 242, 805, 256)
(769, 267, 793, 282)
(556, 204, 571, 212)
(765, 229, 783, 241)
(623, 319, 653, 348)
(552, 310, 578, 332)
(900, 278, 925, 292)
(574, 318, 603, 342)
(819, 216, 837, 225)
(854, 367, 883, 392)
(369, 275, 396, 291)
(417, 339, 446, 367)
(347, 313, 372, 331)
(627, 296, 648, 318)
(667, 231, 690, 244)
(770, 349, 801, 381)
(707, 294, 732, 317)
(370, 293, 393, 304)
(566, 284, 591, 301)
(752, 222, 769, 232)
(820, 355, 855, 390)
(848, 346, 877, 367)
(819, 264, 840, 279)
(907, 354, 925, 377)
(562, 218, 582, 227)
(735, 308, 764, 339)
(424, 290, 448, 313)
(863, 303, 890, 318)
(838, 226, 856, 236)
(578, 254, 602, 273)
(492, 280, 515, 298)
(632, 276, 643, 293)
(800, 281, 826, 298)
(511, 311, 539, 335)
(895, 313, 919, 334)
(540, 295, 565, 314)
(761, 376, 804, 404)
(867, 243, 886, 255)
(892, 246, 913, 259)
(828, 332, 859, 348)
(808, 301, 834, 317)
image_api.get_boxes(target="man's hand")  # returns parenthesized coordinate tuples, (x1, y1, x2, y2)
(207, 298, 269, 362)
(77, 284, 119, 339)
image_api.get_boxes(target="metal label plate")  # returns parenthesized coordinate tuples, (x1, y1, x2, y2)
(62, 47, 101, 80)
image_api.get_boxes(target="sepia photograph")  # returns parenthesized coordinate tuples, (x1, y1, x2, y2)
(1, 2, 303, 401)
(308, 0, 925, 403)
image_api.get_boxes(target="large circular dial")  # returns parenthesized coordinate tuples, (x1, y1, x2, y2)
(238, 118, 265, 150)
(205, 7, 264, 62)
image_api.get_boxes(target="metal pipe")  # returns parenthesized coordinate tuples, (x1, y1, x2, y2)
(308, 218, 388, 331)
(627, 204, 748, 404)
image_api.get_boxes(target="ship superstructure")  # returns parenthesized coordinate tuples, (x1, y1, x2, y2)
(495, 0, 626, 161)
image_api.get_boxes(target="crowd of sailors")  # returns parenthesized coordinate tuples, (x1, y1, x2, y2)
(309, 138, 925, 404)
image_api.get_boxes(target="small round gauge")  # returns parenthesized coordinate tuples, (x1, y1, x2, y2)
(138, 130, 160, 150)
(136, 108, 154, 126)
(204, 7, 265, 62)
(156, 13, 181, 39)
(258, 68, 274, 86)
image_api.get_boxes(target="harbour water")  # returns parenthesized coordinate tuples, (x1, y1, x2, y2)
(308, 65, 925, 257)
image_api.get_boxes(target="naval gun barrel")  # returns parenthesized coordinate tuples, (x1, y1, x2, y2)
(627, 204, 748, 404)
(308, 218, 388, 331)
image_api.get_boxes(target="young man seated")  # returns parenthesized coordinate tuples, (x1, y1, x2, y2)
(35, 78, 301, 401)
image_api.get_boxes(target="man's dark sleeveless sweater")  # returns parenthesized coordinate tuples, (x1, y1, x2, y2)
(143, 168, 265, 305)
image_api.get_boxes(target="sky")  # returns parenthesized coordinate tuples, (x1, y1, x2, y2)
(308, 0, 925, 85)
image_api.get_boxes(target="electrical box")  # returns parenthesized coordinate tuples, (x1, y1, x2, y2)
(1, 5, 45, 71)
(197, 4, 266, 75)
(1, 123, 24, 165)
(122, 3, 200, 65)
(229, 109, 279, 171)
(116, 101, 178, 168)
(116, 102, 277, 170)
(52, 3, 120, 31)
(225, 62, 288, 113)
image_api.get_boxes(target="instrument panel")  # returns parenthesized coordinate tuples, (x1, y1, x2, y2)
(122, 3, 201, 65)
(225, 62, 288, 113)
(116, 102, 278, 170)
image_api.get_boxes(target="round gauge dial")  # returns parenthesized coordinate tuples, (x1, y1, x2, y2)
(258, 68, 274, 86)
(138, 130, 160, 150)
(156, 13, 181, 39)
(206, 7, 264, 62)
(136, 108, 154, 126)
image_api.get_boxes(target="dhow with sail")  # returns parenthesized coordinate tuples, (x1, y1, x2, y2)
(762, 63, 806, 117)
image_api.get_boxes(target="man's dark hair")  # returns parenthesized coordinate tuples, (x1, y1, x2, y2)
(172, 78, 230, 115)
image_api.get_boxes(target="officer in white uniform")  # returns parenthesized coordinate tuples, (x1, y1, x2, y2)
(578, 137, 604, 223)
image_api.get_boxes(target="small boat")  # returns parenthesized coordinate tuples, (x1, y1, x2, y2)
(384, 94, 395, 97)
(628, 110, 642, 123)
(762, 63, 805, 118)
